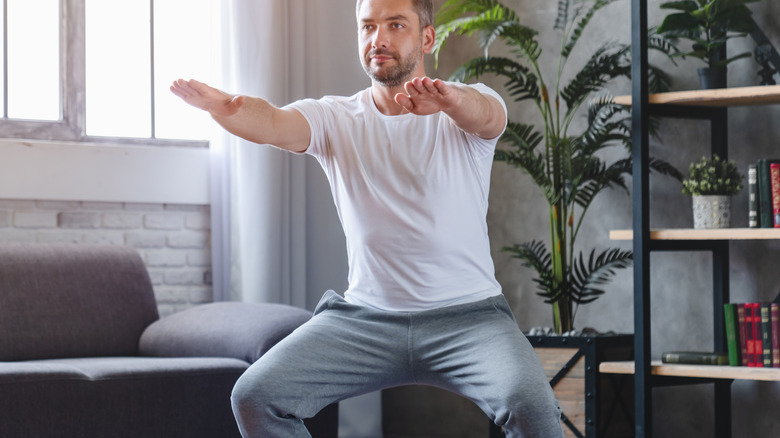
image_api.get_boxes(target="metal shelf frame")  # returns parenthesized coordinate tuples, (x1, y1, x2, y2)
(630, 1, 731, 436)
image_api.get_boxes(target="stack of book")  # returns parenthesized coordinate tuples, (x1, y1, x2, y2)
(748, 159, 780, 228)
(665, 302, 780, 367)
(723, 302, 780, 367)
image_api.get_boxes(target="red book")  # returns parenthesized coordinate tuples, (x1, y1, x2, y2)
(773, 303, 780, 368)
(737, 303, 748, 366)
(753, 303, 764, 367)
(747, 303, 756, 367)
(771, 163, 780, 228)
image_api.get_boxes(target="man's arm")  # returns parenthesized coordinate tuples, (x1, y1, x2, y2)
(170, 79, 311, 153)
(394, 77, 506, 140)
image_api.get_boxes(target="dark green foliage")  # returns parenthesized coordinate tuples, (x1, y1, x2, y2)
(435, 0, 682, 333)
(656, 0, 758, 67)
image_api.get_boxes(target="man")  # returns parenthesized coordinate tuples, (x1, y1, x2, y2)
(171, 0, 563, 436)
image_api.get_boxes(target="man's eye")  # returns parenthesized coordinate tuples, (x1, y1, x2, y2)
(392, 23, 404, 29)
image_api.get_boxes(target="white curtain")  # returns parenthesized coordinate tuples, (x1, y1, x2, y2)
(212, 0, 309, 307)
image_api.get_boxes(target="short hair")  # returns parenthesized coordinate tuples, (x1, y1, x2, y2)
(356, 0, 434, 29)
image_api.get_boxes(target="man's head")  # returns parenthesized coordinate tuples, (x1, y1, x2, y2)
(356, 0, 434, 29)
(356, 0, 435, 88)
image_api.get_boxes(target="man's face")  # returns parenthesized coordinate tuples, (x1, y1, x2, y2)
(357, 0, 432, 88)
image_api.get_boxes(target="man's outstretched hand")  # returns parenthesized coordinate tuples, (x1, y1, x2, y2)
(170, 79, 244, 118)
(394, 77, 458, 116)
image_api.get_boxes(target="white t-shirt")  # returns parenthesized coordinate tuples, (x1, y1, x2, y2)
(289, 83, 507, 311)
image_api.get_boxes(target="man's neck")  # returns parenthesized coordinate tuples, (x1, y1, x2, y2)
(370, 83, 407, 116)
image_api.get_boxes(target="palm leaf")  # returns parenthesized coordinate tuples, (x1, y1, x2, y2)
(561, 0, 618, 59)
(504, 241, 569, 304)
(553, 0, 570, 31)
(449, 56, 541, 103)
(561, 43, 631, 115)
(434, 1, 535, 63)
(570, 248, 633, 304)
(436, 0, 518, 26)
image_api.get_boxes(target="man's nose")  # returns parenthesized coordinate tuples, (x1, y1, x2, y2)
(372, 27, 389, 48)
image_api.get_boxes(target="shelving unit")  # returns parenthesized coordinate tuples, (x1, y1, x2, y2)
(600, 361, 780, 382)
(603, 2, 780, 436)
(609, 228, 780, 241)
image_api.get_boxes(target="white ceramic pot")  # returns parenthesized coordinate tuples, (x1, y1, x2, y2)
(692, 195, 731, 229)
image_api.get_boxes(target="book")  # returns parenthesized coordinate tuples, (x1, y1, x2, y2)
(772, 303, 780, 368)
(771, 163, 780, 228)
(761, 303, 773, 367)
(746, 302, 756, 366)
(753, 302, 764, 367)
(748, 164, 759, 228)
(661, 351, 729, 365)
(723, 303, 740, 366)
(737, 303, 748, 366)
(756, 159, 780, 227)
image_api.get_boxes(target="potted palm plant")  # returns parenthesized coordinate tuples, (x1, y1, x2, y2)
(434, 0, 682, 335)
(656, 0, 759, 89)
(424, 3, 684, 436)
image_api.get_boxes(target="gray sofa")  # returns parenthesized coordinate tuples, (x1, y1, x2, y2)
(0, 244, 337, 438)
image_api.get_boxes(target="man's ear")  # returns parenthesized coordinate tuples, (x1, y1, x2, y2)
(422, 25, 435, 54)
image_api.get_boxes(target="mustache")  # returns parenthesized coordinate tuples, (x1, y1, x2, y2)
(368, 48, 397, 59)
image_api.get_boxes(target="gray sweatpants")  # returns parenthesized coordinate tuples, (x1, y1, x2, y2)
(231, 290, 564, 437)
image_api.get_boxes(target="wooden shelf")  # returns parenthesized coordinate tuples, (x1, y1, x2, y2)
(600, 360, 780, 382)
(613, 84, 780, 107)
(610, 228, 780, 241)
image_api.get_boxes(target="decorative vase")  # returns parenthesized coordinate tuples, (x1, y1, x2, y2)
(692, 195, 731, 229)
(697, 66, 727, 90)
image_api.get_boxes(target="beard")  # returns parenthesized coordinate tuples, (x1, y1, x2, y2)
(362, 45, 422, 88)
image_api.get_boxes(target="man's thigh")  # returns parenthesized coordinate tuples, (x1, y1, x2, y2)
(235, 291, 413, 416)
(410, 295, 558, 426)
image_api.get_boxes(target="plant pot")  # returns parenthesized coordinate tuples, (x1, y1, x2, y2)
(692, 195, 731, 229)
(698, 66, 727, 90)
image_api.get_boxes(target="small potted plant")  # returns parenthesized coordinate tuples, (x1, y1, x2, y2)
(656, 0, 759, 89)
(682, 154, 744, 228)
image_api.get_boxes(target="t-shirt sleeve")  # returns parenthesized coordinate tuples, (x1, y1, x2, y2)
(462, 82, 508, 156)
(285, 98, 326, 158)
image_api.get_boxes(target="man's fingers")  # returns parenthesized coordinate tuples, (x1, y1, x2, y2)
(432, 78, 449, 94)
(421, 77, 438, 94)
(405, 77, 446, 98)
(404, 79, 422, 97)
(171, 79, 200, 99)
(394, 93, 414, 112)
(170, 84, 186, 99)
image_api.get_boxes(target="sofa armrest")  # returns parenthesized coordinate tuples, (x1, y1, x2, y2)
(139, 302, 312, 363)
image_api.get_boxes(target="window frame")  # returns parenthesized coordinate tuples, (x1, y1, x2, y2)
(0, 0, 208, 148)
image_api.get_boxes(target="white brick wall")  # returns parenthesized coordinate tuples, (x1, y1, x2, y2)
(0, 199, 212, 317)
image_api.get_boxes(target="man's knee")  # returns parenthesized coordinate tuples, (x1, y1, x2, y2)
(231, 370, 263, 414)
(231, 363, 282, 414)
(501, 381, 563, 437)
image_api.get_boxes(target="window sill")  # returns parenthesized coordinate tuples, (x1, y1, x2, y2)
(0, 139, 210, 205)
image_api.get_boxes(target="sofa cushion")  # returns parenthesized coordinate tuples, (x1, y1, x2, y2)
(0, 361, 86, 384)
(139, 301, 312, 363)
(0, 244, 159, 361)
(0, 356, 249, 384)
(0, 357, 247, 438)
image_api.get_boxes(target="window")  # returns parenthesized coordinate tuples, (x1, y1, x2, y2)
(1, 0, 215, 144)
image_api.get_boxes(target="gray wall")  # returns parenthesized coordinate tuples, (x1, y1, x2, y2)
(432, 0, 780, 436)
